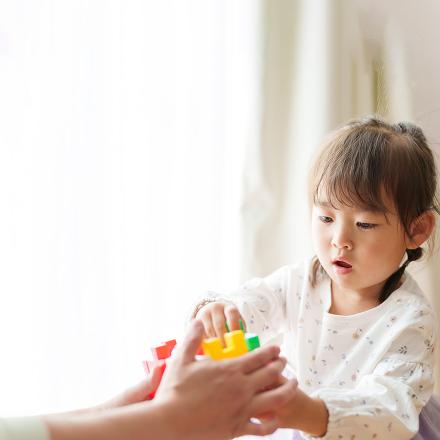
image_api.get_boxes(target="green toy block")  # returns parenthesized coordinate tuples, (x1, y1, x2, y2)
(245, 333, 260, 351)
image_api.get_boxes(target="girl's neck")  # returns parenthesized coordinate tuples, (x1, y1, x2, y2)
(329, 281, 383, 316)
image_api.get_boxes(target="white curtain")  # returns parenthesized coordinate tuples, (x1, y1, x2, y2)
(242, 0, 375, 279)
(0, 0, 261, 415)
(1, 0, 439, 425)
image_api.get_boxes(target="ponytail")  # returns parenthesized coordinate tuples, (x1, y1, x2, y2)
(379, 247, 423, 302)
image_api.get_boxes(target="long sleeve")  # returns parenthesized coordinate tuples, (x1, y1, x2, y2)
(307, 311, 436, 440)
(192, 264, 303, 344)
(0, 417, 50, 440)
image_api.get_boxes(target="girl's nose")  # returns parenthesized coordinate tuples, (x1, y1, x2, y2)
(331, 229, 353, 250)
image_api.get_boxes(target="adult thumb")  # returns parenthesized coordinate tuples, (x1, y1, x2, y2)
(180, 319, 204, 364)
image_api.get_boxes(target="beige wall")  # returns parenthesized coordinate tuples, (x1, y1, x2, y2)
(253, 0, 440, 391)
(361, 0, 440, 390)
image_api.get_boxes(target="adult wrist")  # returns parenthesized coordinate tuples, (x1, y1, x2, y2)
(44, 413, 102, 440)
(45, 402, 177, 440)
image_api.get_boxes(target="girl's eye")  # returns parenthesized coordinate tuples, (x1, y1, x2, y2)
(357, 222, 377, 230)
(319, 216, 333, 224)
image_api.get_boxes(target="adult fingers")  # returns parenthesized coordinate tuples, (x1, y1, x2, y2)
(230, 345, 280, 375)
(224, 304, 242, 331)
(145, 364, 163, 398)
(179, 319, 204, 364)
(103, 368, 164, 409)
(247, 358, 286, 391)
(249, 378, 298, 416)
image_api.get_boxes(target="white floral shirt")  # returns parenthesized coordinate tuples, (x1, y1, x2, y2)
(202, 258, 437, 440)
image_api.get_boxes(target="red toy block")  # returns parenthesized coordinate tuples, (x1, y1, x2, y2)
(165, 339, 177, 351)
(145, 359, 166, 399)
(142, 360, 149, 374)
(143, 359, 166, 375)
(144, 339, 177, 399)
(151, 339, 177, 360)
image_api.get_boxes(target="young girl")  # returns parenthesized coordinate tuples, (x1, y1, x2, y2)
(192, 117, 439, 439)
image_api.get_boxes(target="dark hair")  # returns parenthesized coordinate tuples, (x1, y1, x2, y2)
(309, 116, 440, 302)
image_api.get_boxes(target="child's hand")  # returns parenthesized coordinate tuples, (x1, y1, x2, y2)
(195, 301, 245, 343)
(257, 377, 328, 436)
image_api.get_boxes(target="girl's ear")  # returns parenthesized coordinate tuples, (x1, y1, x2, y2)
(406, 211, 436, 249)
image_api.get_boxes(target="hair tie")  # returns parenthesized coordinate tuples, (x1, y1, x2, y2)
(406, 247, 423, 263)
(380, 247, 423, 302)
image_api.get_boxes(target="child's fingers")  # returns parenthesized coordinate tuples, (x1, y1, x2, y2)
(224, 304, 243, 331)
(240, 416, 279, 437)
(249, 378, 298, 416)
(202, 316, 216, 339)
(204, 318, 217, 338)
(212, 310, 227, 344)
(196, 303, 223, 339)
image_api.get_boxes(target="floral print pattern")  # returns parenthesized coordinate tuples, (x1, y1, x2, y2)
(195, 258, 437, 439)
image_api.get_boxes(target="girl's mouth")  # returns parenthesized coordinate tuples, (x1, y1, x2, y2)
(332, 259, 353, 274)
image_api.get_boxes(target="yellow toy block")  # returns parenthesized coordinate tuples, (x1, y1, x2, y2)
(223, 330, 248, 358)
(202, 330, 251, 360)
(202, 337, 226, 360)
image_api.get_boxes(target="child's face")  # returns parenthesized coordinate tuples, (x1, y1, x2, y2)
(311, 194, 409, 299)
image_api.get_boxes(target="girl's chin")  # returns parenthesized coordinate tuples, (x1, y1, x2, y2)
(328, 272, 359, 289)
(331, 264, 353, 276)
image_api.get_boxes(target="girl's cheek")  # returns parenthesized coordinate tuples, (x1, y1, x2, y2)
(311, 225, 320, 250)
(311, 223, 322, 243)
(312, 228, 328, 254)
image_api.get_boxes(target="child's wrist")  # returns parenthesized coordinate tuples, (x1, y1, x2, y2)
(192, 298, 218, 319)
(282, 389, 328, 436)
(308, 397, 328, 437)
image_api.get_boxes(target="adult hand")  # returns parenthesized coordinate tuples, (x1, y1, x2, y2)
(48, 365, 163, 419)
(154, 319, 297, 439)
(45, 320, 297, 440)
(97, 365, 163, 411)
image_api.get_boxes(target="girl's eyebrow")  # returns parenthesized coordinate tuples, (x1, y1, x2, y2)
(314, 199, 332, 208)
(315, 199, 387, 215)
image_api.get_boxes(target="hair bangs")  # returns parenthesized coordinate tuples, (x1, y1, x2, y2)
(316, 170, 389, 214)
(309, 116, 440, 300)
(311, 127, 398, 214)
